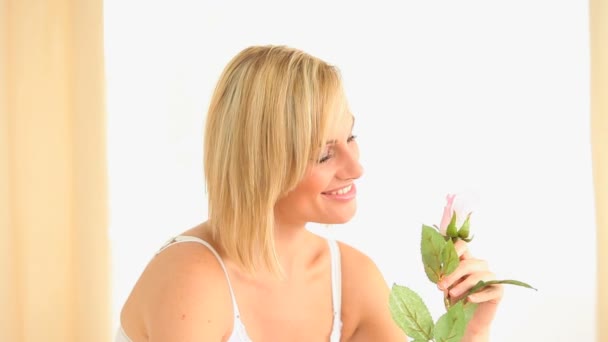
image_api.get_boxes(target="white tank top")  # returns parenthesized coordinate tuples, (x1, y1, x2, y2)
(116, 235, 343, 342)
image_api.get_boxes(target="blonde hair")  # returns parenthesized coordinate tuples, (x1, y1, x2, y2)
(203, 45, 350, 275)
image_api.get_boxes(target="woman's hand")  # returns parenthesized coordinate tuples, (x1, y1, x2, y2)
(437, 239, 503, 341)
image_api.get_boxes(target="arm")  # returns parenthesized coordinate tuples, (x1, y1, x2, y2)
(340, 243, 408, 342)
(138, 243, 233, 342)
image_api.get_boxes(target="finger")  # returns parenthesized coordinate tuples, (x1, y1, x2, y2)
(439, 259, 489, 290)
(438, 274, 465, 292)
(467, 284, 504, 304)
(448, 271, 495, 300)
(454, 239, 472, 260)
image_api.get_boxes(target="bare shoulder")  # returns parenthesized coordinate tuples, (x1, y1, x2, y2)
(120, 238, 233, 342)
(337, 241, 388, 308)
(337, 241, 382, 279)
(337, 241, 408, 342)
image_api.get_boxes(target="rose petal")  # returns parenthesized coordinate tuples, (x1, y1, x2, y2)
(439, 194, 456, 234)
(452, 192, 479, 227)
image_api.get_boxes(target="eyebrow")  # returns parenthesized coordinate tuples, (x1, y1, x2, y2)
(325, 115, 355, 145)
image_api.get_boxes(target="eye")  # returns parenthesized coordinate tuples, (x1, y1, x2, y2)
(318, 135, 357, 163)
(318, 153, 333, 164)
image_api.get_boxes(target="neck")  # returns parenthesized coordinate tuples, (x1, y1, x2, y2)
(270, 221, 323, 279)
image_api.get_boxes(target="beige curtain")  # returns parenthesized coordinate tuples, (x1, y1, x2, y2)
(0, 0, 110, 341)
(591, 0, 608, 341)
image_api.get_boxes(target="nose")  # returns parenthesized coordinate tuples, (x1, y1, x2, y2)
(337, 146, 364, 181)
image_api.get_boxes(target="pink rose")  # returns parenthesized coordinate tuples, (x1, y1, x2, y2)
(439, 194, 456, 235)
(438, 193, 477, 236)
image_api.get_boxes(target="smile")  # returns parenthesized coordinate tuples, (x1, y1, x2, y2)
(323, 184, 352, 195)
(321, 183, 357, 200)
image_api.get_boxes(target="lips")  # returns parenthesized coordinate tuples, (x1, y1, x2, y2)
(322, 184, 353, 195)
(321, 183, 357, 200)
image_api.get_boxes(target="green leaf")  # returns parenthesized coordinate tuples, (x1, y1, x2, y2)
(465, 280, 488, 298)
(434, 301, 466, 342)
(441, 240, 460, 276)
(421, 225, 447, 283)
(458, 213, 471, 239)
(446, 211, 458, 238)
(465, 279, 538, 298)
(461, 235, 474, 243)
(423, 264, 440, 284)
(389, 284, 434, 340)
(488, 279, 538, 290)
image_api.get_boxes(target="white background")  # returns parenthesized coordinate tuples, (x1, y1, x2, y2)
(105, 1, 596, 341)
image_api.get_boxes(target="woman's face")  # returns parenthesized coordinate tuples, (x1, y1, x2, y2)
(274, 116, 363, 228)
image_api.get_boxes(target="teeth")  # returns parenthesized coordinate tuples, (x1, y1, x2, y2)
(328, 184, 352, 195)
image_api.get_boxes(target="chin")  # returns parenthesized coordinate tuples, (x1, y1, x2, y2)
(330, 216, 354, 224)
(321, 205, 358, 224)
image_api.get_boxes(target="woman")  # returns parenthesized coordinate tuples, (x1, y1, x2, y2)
(117, 45, 502, 341)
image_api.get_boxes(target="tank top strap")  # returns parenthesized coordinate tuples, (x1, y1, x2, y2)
(327, 239, 343, 341)
(156, 236, 339, 341)
(156, 236, 243, 320)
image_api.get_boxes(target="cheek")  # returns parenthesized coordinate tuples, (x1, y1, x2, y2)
(285, 169, 334, 209)
(301, 168, 333, 195)
(277, 170, 329, 206)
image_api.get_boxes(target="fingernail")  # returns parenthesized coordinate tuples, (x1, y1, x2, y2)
(468, 295, 476, 302)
